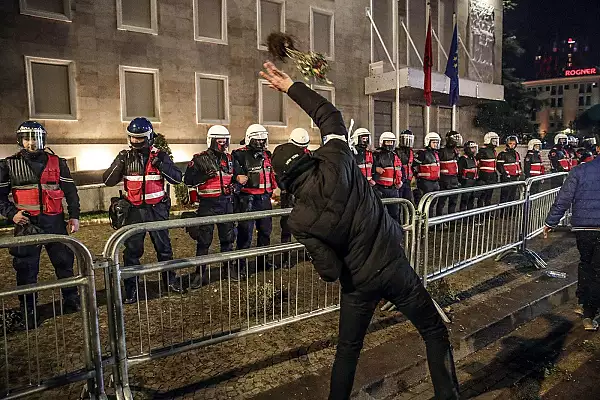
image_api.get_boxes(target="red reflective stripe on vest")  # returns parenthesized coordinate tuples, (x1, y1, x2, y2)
(529, 163, 544, 175)
(479, 159, 496, 172)
(124, 150, 165, 206)
(582, 156, 595, 163)
(242, 154, 274, 195)
(504, 162, 522, 177)
(402, 149, 414, 181)
(461, 167, 478, 179)
(12, 154, 64, 216)
(359, 151, 373, 180)
(440, 160, 458, 176)
(197, 154, 233, 198)
(375, 155, 402, 187)
(558, 158, 571, 171)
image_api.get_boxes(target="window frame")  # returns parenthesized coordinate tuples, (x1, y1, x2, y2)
(310, 6, 335, 61)
(25, 56, 78, 120)
(256, 0, 286, 51)
(116, 0, 158, 35)
(258, 79, 287, 126)
(193, 0, 228, 44)
(310, 84, 335, 128)
(19, 0, 72, 22)
(119, 65, 161, 123)
(195, 73, 230, 124)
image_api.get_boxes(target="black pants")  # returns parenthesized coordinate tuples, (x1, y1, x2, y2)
(10, 214, 78, 309)
(398, 180, 414, 204)
(329, 262, 459, 400)
(477, 177, 496, 207)
(499, 176, 520, 204)
(415, 180, 440, 217)
(123, 201, 175, 290)
(236, 193, 272, 249)
(575, 231, 600, 318)
(436, 176, 460, 216)
(375, 185, 400, 222)
(459, 179, 477, 211)
(195, 196, 235, 274)
(280, 191, 294, 243)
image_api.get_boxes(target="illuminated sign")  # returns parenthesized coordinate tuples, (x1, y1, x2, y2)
(565, 68, 597, 76)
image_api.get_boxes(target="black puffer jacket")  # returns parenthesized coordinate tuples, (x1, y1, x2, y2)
(285, 83, 407, 292)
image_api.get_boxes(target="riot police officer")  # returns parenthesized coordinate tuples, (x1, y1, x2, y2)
(373, 131, 403, 221)
(582, 136, 598, 157)
(524, 139, 545, 194)
(233, 124, 277, 272)
(436, 131, 462, 216)
(549, 133, 571, 173)
(103, 117, 183, 304)
(566, 136, 579, 168)
(476, 132, 499, 207)
(182, 125, 236, 287)
(280, 128, 310, 268)
(0, 121, 81, 327)
(496, 135, 522, 204)
(350, 128, 375, 186)
(576, 147, 595, 164)
(414, 132, 441, 213)
(395, 130, 415, 203)
(458, 141, 479, 211)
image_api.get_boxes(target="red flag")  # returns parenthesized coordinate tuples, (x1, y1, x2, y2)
(423, 17, 433, 106)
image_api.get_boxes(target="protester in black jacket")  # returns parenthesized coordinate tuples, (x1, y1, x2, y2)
(261, 62, 459, 400)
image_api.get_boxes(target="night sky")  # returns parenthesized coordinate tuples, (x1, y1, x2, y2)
(504, 0, 600, 79)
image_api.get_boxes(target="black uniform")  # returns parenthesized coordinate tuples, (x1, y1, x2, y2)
(458, 154, 478, 211)
(436, 146, 460, 216)
(278, 83, 459, 400)
(0, 151, 80, 310)
(103, 148, 182, 294)
(395, 147, 414, 203)
(524, 150, 544, 194)
(373, 148, 402, 222)
(184, 148, 235, 284)
(413, 148, 440, 215)
(548, 144, 570, 173)
(476, 145, 498, 207)
(496, 147, 522, 204)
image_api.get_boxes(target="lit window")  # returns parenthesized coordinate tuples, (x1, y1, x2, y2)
(310, 7, 335, 60)
(310, 85, 335, 128)
(117, 0, 158, 35)
(119, 66, 160, 122)
(194, 0, 227, 44)
(257, 0, 285, 50)
(196, 73, 229, 123)
(25, 56, 77, 120)
(19, 0, 72, 21)
(259, 79, 286, 125)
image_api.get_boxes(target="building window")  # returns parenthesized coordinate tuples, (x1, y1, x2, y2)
(586, 96, 592, 106)
(550, 98, 556, 107)
(579, 96, 584, 106)
(257, 0, 285, 50)
(310, 85, 335, 127)
(565, 84, 570, 90)
(574, 84, 578, 89)
(19, 0, 72, 21)
(259, 79, 286, 125)
(558, 85, 564, 95)
(550, 122, 555, 128)
(194, 0, 227, 44)
(587, 83, 592, 93)
(545, 86, 550, 91)
(117, 0, 158, 35)
(310, 7, 335, 60)
(579, 84, 585, 93)
(119, 66, 160, 122)
(196, 73, 229, 123)
(25, 56, 77, 120)
(557, 97, 563, 107)
(551, 86, 556, 95)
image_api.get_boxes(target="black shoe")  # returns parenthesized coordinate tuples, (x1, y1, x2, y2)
(123, 286, 138, 304)
(168, 277, 185, 293)
(62, 297, 81, 313)
(18, 309, 42, 330)
(190, 272, 209, 289)
(228, 263, 246, 282)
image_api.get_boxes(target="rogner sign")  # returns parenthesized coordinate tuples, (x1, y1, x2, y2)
(565, 68, 598, 77)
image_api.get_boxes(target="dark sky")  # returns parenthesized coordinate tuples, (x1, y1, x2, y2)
(504, 0, 600, 79)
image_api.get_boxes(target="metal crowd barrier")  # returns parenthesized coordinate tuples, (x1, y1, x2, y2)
(100, 198, 415, 399)
(0, 235, 105, 400)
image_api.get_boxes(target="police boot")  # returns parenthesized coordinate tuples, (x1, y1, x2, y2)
(62, 295, 81, 314)
(190, 266, 210, 289)
(123, 285, 138, 304)
(257, 255, 274, 271)
(229, 260, 246, 282)
(19, 306, 42, 331)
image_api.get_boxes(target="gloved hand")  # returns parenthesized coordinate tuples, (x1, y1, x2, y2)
(151, 155, 163, 169)
(118, 150, 128, 164)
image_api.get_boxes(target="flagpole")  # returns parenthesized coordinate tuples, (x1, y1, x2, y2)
(451, 13, 457, 131)
(425, 2, 431, 135)
(393, 0, 400, 142)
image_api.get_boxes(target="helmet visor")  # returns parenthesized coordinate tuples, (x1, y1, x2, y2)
(450, 134, 463, 146)
(128, 131, 152, 149)
(585, 137, 597, 146)
(468, 143, 478, 155)
(399, 134, 414, 148)
(18, 131, 45, 152)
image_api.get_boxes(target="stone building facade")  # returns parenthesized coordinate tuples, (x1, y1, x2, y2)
(0, 0, 503, 171)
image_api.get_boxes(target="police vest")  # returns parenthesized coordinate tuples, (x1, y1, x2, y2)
(460, 155, 478, 180)
(581, 154, 595, 164)
(551, 147, 571, 172)
(439, 147, 459, 176)
(7, 154, 64, 216)
(416, 149, 440, 181)
(123, 148, 165, 206)
(196, 152, 233, 198)
(501, 151, 522, 177)
(237, 147, 275, 195)
(478, 147, 497, 174)
(374, 150, 402, 187)
(396, 147, 414, 181)
(526, 151, 545, 176)
(355, 148, 373, 181)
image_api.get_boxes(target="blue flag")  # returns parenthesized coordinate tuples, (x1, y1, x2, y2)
(445, 23, 459, 106)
